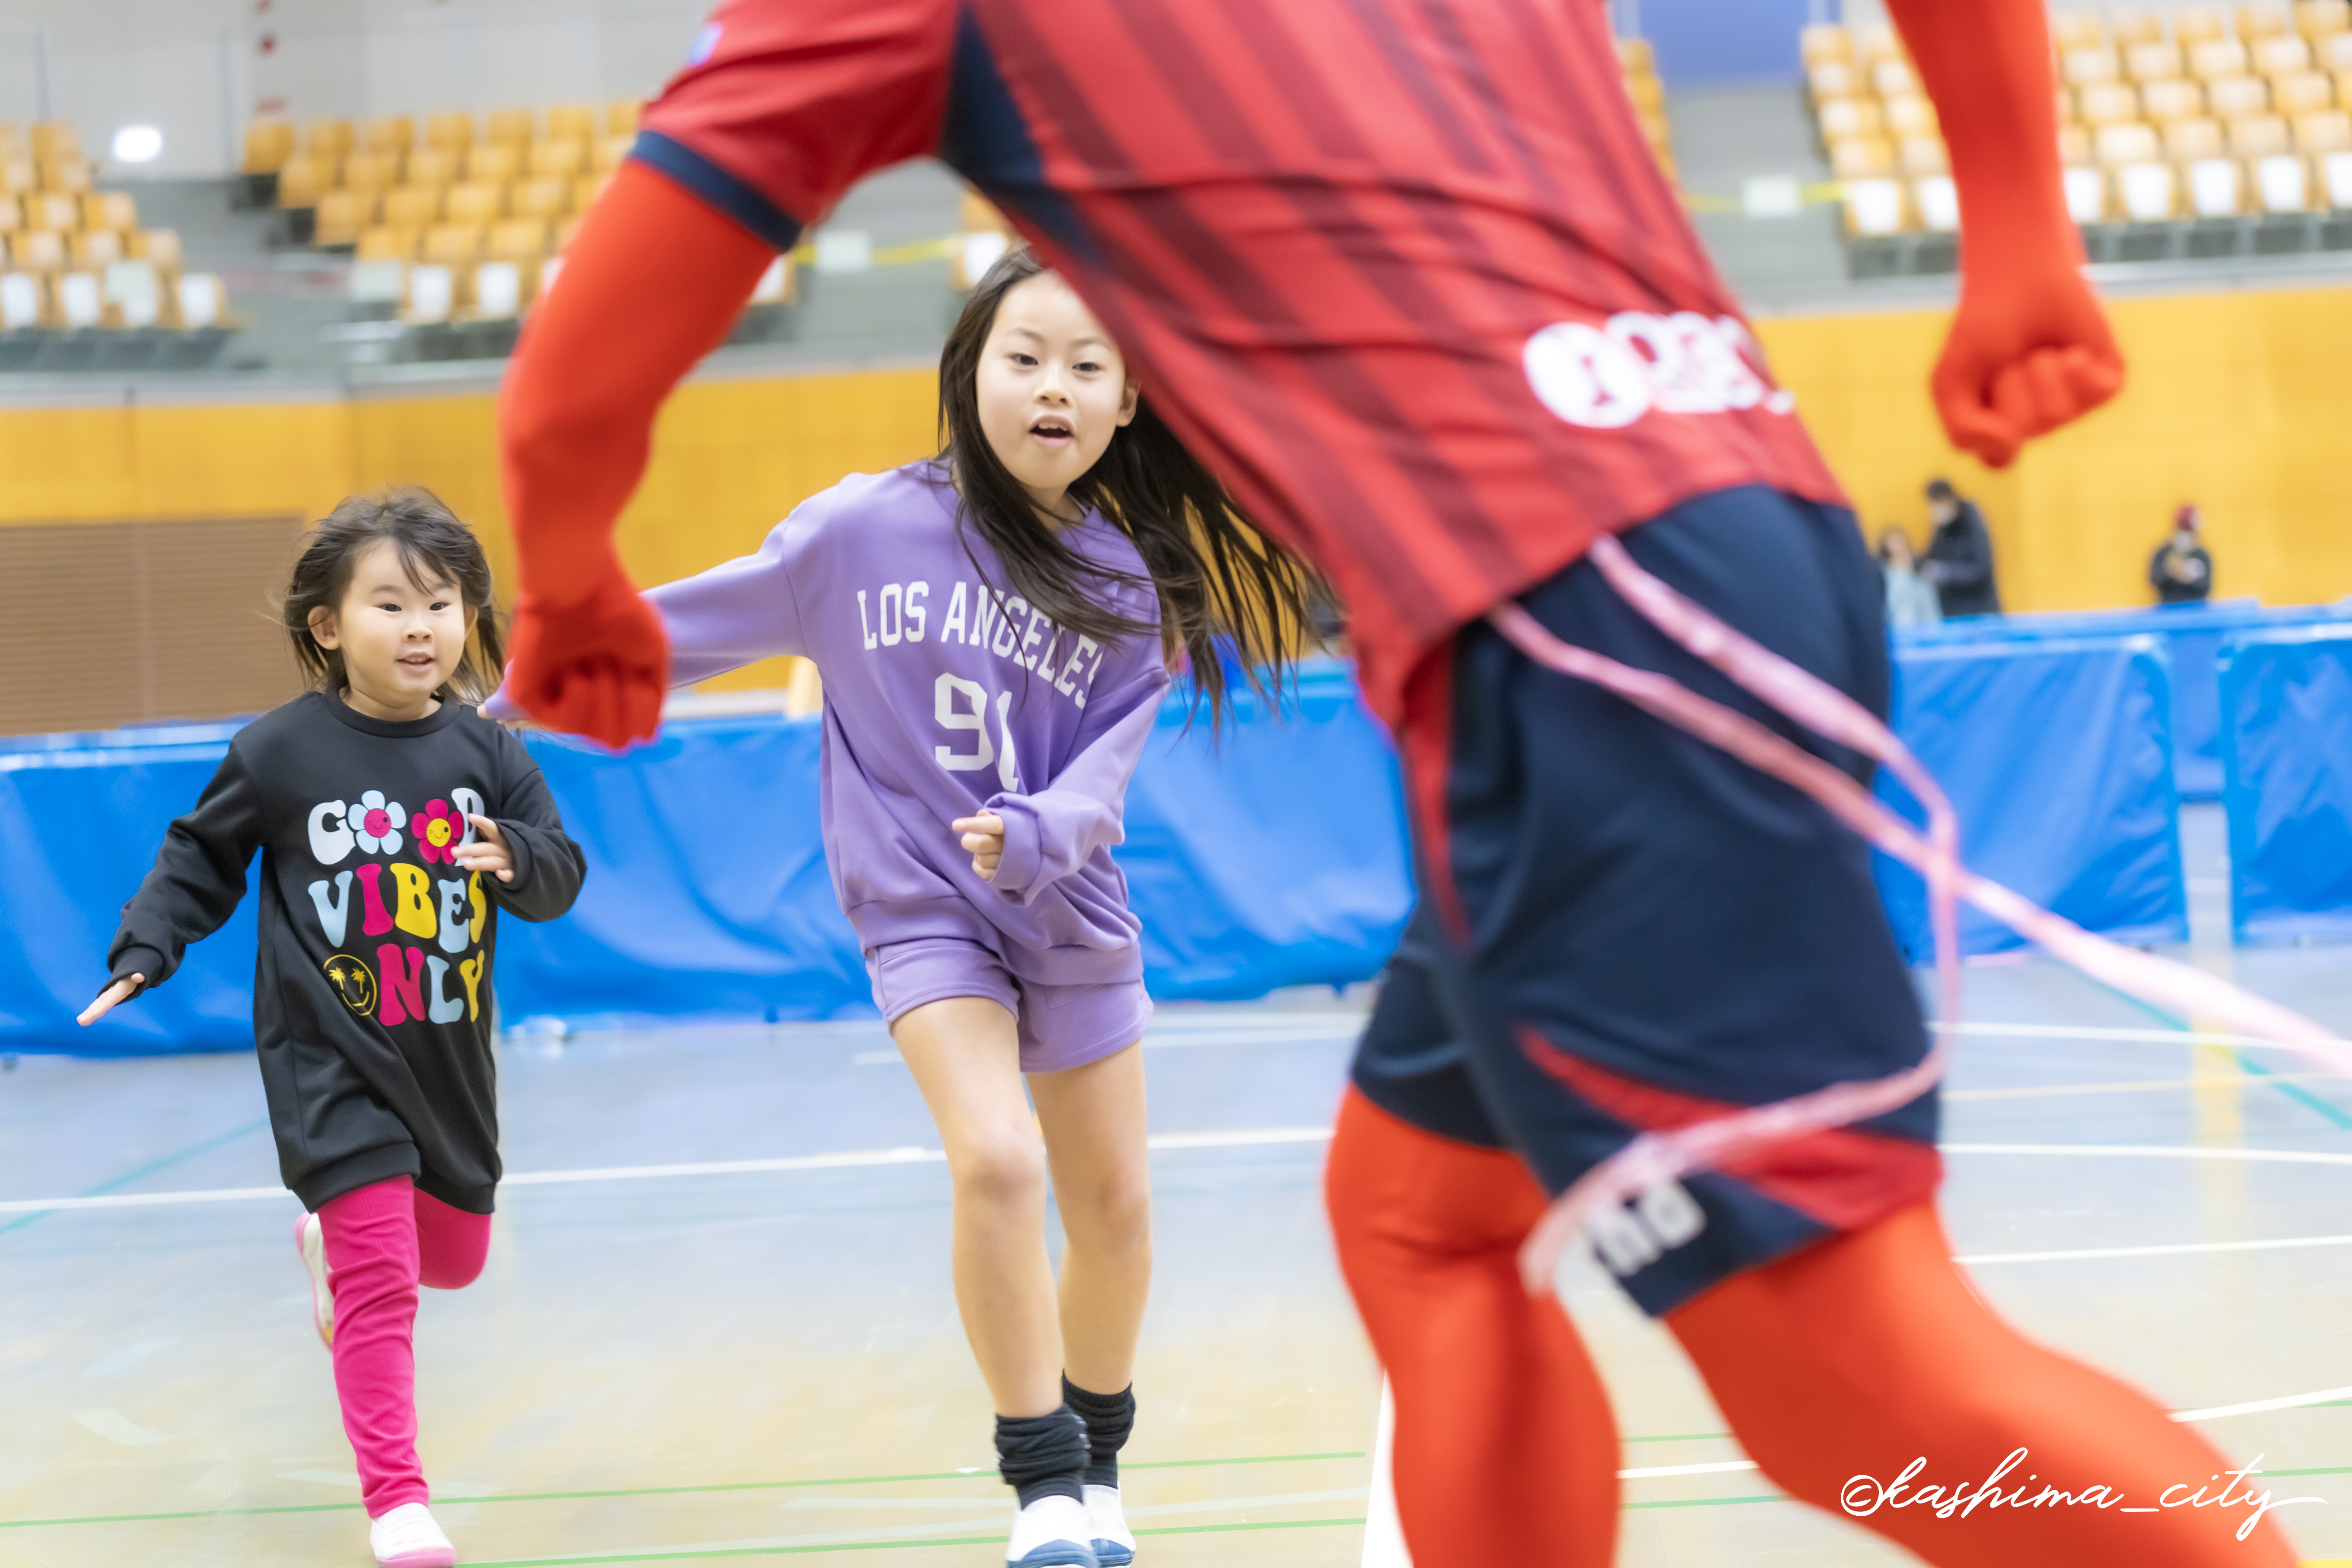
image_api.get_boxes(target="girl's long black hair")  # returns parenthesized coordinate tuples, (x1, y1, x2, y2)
(282, 486, 506, 704)
(935, 247, 1318, 723)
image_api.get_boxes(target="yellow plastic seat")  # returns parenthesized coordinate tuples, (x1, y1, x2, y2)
(545, 105, 596, 143)
(425, 113, 475, 154)
(2079, 83, 2144, 124)
(80, 192, 136, 231)
(463, 143, 519, 184)
(2254, 34, 2315, 71)
(313, 189, 375, 246)
(444, 182, 506, 226)
(243, 120, 296, 174)
(2126, 41, 2186, 80)
(526, 140, 586, 180)
(2273, 70, 2337, 111)
(2239, 6, 2292, 38)
(2145, 79, 2209, 120)
(382, 186, 442, 228)
(305, 119, 355, 161)
(275, 156, 329, 208)
(2054, 13, 2106, 50)
(510, 178, 569, 220)
(2063, 47, 2123, 86)
(423, 223, 487, 265)
(1829, 134, 1897, 178)
(607, 100, 643, 136)
(485, 109, 535, 148)
(356, 225, 421, 262)
(2298, 0, 2352, 35)
(2192, 38, 2253, 77)
(1884, 95, 1939, 136)
(2111, 10, 2167, 45)
(1818, 98, 1884, 139)
(2208, 74, 2274, 114)
(403, 149, 460, 189)
(365, 117, 416, 158)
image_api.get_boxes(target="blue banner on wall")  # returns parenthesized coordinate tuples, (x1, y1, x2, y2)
(1900, 599, 2350, 801)
(8, 639, 2192, 1055)
(1875, 636, 2185, 958)
(2221, 626, 2352, 945)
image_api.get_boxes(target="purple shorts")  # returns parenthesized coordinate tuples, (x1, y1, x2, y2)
(865, 937, 1152, 1073)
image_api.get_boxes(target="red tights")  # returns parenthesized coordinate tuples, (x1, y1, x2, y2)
(1325, 1089, 2298, 1566)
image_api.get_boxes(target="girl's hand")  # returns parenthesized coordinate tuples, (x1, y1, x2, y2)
(79, 976, 141, 1026)
(953, 813, 1006, 881)
(453, 814, 516, 882)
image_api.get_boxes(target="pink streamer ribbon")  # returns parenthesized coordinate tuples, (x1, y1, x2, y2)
(1501, 534, 2346, 1297)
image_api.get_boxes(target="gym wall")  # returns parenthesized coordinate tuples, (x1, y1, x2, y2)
(1, 283, 2346, 733)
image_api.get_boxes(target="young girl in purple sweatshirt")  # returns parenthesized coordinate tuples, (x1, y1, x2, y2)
(643, 251, 1312, 1566)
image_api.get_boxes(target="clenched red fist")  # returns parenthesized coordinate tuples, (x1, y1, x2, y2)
(1931, 265, 2125, 470)
(503, 566, 669, 748)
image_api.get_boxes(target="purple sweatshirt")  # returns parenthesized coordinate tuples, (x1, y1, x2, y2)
(647, 462, 1170, 985)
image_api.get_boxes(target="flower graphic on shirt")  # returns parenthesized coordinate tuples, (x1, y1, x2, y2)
(349, 790, 407, 856)
(417, 798, 463, 865)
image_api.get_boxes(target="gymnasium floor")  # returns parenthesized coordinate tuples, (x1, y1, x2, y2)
(7, 809, 2352, 1567)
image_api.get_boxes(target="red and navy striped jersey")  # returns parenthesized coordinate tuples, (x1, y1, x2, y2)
(635, 0, 1846, 727)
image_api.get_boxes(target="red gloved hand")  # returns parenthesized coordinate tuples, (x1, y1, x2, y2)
(1932, 269, 2124, 470)
(1889, 0, 2127, 469)
(503, 563, 669, 748)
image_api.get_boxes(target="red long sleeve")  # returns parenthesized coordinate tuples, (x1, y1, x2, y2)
(496, 162, 777, 743)
(1886, 0, 2126, 466)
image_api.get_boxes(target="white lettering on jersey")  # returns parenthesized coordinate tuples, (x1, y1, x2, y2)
(934, 673, 996, 772)
(904, 581, 929, 642)
(878, 583, 903, 646)
(941, 581, 968, 644)
(857, 589, 878, 650)
(1525, 312, 1794, 431)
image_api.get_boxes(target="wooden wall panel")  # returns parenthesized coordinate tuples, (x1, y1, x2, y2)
(0, 517, 309, 735)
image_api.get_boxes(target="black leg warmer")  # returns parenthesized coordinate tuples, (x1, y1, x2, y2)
(1062, 1377, 1136, 1489)
(995, 1405, 1090, 1507)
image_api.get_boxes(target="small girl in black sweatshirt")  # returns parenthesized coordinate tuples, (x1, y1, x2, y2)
(80, 488, 585, 1568)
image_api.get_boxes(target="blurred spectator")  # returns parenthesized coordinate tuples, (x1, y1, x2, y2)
(2149, 506, 2214, 605)
(1875, 525, 1942, 628)
(1919, 477, 2001, 618)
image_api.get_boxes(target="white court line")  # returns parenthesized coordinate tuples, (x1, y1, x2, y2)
(1957, 1234, 2352, 1265)
(0, 1128, 1336, 1215)
(10, 1135, 2346, 1216)
(516, 1488, 1371, 1561)
(1618, 1460, 1761, 1479)
(1935, 1021, 2323, 1052)
(2171, 1384, 2352, 1422)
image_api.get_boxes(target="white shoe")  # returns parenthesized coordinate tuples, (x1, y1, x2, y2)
(1006, 1492, 1100, 1567)
(295, 1211, 333, 1347)
(369, 1501, 456, 1568)
(1085, 1483, 1135, 1565)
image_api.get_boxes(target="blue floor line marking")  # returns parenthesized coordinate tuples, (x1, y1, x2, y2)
(0, 1116, 272, 1239)
(2097, 978, 2352, 1131)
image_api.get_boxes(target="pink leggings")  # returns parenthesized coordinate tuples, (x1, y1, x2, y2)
(317, 1176, 493, 1516)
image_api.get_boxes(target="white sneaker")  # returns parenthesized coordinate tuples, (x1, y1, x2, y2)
(369, 1501, 456, 1568)
(1085, 1483, 1135, 1565)
(1006, 1492, 1100, 1567)
(295, 1211, 333, 1347)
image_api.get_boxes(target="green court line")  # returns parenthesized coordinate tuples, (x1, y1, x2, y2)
(1623, 1493, 1785, 1510)
(0, 1116, 272, 1238)
(2268, 1465, 2352, 1477)
(1623, 1431, 1732, 1443)
(0, 1453, 1365, 1530)
(464, 1517, 1365, 1566)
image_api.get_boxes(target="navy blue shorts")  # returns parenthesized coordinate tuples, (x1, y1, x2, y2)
(1351, 485, 1941, 1317)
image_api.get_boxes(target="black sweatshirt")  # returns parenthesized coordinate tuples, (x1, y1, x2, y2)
(105, 692, 586, 1213)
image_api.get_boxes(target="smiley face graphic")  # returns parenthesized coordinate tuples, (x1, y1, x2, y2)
(323, 953, 377, 1015)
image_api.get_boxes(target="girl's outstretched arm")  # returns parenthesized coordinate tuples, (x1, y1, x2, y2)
(93, 749, 267, 1013)
(496, 162, 777, 747)
(1887, 0, 2124, 468)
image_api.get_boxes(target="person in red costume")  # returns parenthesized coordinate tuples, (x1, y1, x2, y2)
(498, 1, 2298, 1565)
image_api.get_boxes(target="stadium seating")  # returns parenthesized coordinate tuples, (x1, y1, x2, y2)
(0, 121, 224, 334)
(253, 100, 640, 321)
(1804, 1, 2352, 263)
